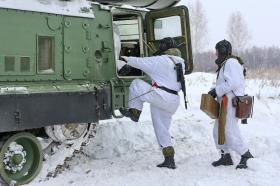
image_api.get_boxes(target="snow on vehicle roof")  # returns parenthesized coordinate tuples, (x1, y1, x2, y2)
(0, 0, 95, 18)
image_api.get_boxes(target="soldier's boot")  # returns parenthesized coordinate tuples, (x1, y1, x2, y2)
(157, 146, 176, 169)
(212, 150, 234, 167)
(236, 150, 254, 169)
(119, 108, 141, 122)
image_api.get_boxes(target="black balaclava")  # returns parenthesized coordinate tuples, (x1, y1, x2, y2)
(215, 39, 232, 67)
(214, 40, 246, 76)
(153, 37, 176, 56)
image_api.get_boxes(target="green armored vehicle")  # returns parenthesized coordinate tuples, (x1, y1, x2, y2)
(0, 0, 193, 185)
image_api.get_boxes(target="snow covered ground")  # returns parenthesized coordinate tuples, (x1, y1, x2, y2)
(28, 72, 280, 186)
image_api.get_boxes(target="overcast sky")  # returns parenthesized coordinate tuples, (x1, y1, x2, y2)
(179, 0, 280, 50)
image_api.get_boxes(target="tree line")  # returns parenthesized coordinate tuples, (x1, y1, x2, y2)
(188, 0, 280, 72)
(194, 46, 280, 72)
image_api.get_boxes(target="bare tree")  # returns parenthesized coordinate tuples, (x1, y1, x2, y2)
(189, 0, 208, 54)
(227, 11, 251, 52)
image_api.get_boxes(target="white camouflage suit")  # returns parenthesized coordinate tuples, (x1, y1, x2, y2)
(113, 23, 126, 70)
(122, 55, 185, 148)
(213, 58, 248, 155)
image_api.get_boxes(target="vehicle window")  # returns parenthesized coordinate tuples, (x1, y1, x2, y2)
(154, 16, 182, 40)
(114, 19, 140, 41)
(113, 14, 144, 77)
(38, 36, 54, 73)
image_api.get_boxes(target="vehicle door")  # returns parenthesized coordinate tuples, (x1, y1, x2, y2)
(145, 5, 193, 74)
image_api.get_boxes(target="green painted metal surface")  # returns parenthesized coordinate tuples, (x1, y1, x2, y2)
(0, 9, 63, 81)
(89, 5, 116, 81)
(0, 4, 116, 93)
(0, 4, 116, 82)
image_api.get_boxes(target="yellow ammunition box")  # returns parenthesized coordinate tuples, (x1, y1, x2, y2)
(200, 94, 220, 119)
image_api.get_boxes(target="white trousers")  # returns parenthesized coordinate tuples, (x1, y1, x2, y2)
(213, 94, 248, 155)
(129, 79, 180, 147)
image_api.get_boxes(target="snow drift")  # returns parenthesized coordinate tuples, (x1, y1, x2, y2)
(28, 72, 280, 186)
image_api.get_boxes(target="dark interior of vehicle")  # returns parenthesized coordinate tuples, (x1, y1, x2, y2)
(113, 13, 143, 76)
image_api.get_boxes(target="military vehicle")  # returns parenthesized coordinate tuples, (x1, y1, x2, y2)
(0, 0, 193, 185)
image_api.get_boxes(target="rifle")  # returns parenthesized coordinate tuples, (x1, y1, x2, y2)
(175, 62, 188, 109)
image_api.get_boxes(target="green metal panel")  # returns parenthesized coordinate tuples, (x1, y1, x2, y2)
(0, 5, 117, 82)
(87, 5, 116, 81)
(0, 8, 63, 81)
(62, 5, 116, 81)
(0, 5, 118, 97)
(63, 16, 92, 80)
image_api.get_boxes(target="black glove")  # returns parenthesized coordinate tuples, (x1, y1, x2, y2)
(118, 64, 132, 76)
(208, 89, 217, 98)
(120, 56, 127, 62)
(241, 119, 248, 124)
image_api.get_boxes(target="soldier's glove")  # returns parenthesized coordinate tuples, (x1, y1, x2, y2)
(118, 64, 132, 76)
(208, 89, 217, 98)
(120, 56, 128, 62)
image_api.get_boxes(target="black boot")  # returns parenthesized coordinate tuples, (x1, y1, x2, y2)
(157, 146, 176, 169)
(119, 108, 141, 122)
(236, 150, 254, 169)
(212, 150, 233, 167)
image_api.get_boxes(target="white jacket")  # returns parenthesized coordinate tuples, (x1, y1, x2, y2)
(216, 58, 245, 98)
(123, 55, 185, 92)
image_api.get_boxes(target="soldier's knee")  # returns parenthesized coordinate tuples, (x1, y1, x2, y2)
(129, 79, 144, 91)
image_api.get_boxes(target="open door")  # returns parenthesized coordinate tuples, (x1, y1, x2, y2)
(145, 5, 193, 74)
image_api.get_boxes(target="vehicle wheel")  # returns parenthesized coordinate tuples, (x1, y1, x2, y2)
(45, 123, 90, 144)
(0, 132, 43, 185)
